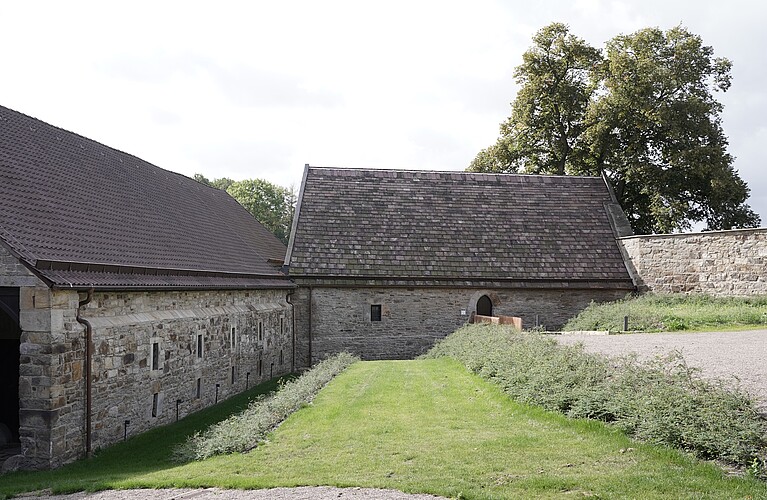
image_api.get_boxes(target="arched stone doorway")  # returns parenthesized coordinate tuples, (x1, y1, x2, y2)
(476, 295, 493, 317)
(0, 288, 20, 450)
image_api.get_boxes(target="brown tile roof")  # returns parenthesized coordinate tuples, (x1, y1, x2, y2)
(0, 105, 291, 290)
(286, 166, 633, 285)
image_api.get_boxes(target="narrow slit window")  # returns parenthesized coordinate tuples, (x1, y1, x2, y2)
(371, 304, 382, 322)
(258, 357, 263, 377)
(197, 334, 203, 359)
(280, 317, 284, 334)
(279, 349, 284, 365)
(231, 327, 236, 348)
(151, 342, 160, 370)
(196, 378, 201, 399)
(152, 393, 159, 417)
(231, 366, 235, 384)
(258, 321, 263, 341)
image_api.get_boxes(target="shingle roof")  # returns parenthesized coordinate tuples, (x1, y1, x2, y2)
(286, 166, 633, 286)
(0, 105, 291, 290)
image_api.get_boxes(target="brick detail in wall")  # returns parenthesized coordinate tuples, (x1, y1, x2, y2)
(620, 228, 767, 295)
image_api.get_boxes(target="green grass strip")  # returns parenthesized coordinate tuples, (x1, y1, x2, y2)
(564, 293, 767, 332)
(2, 358, 766, 499)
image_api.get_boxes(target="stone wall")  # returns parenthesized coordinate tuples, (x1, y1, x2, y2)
(0, 244, 41, 287)
(14, 286, 293, 469)
(300, 286, 630, 364)
(620, 228, 767, 295)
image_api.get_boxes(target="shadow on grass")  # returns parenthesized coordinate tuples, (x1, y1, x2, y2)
(0, 375, 295, 498)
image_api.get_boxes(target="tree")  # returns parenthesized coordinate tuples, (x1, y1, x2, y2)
(470, 24, 760, 234)
(470, 23, 601, 175)
(194, 174, 295, 244)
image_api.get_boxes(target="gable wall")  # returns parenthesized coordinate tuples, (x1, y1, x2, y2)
(298, 285, 630, 364)
(0, 245, 42, 287)
(620, 228, 767, 295)
(14, 287, 293, 470)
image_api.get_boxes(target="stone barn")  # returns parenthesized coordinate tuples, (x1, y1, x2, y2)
(285, 166, 636, 365)
(0, 105, 295, 470)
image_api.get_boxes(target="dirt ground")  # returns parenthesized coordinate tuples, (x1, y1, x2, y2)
(556, 329, 767, 410)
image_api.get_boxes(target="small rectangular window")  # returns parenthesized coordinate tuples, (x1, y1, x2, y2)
(258, 321, 263, 341)
(279, 349, 284, 365)
(197, 334, 203, 359)
(371, 304, 382, 322)
(231, 366, 236, 384)
(258, 357, 263, 377)
(195, 378, 201, 399)
(280, 317, 284, 334)
(152, 393, 159, 417)
(151, 342, 160, 370)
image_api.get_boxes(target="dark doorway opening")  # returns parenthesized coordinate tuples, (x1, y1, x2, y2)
(477, 295, 493, 317)
(0, 287, 21, 449)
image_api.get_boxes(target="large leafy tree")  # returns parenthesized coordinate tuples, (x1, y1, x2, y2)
(470, 24, 760, 234)
(195, 175, 295, 244)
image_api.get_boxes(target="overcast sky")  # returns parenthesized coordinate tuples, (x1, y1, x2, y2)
(3, 0, 765, 228)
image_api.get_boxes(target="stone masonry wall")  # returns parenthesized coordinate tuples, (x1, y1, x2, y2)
(14, 286, 293, 469)
(302, 286, 630, 364)
(0, 244, 41, 287)
(620, 228, 767, 295)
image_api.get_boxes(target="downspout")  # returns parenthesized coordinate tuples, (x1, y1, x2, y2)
(308, 286, 313, 365)
(75, 288, 94, 458)
(286, 290, 295, 373)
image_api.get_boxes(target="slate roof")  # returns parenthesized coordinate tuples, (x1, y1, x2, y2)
(286, 166, 634, 287)
(0, 105, 291, 290)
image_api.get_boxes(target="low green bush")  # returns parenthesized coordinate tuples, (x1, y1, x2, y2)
(563, 293, 767, 332)
(425, 324, 767, 473)
(175, 352, 359, 461)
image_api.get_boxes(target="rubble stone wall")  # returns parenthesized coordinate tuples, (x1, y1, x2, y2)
(620, 228, 767, 295)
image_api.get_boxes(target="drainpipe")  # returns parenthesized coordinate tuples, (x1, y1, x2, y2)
(286, 290, 295, 373)
(75, 288, 94, 458)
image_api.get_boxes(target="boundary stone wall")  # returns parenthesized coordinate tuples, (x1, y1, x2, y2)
(619, 228, 767, 296)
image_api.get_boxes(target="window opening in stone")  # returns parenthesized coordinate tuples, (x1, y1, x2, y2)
(151, 342, 160, 370)
(258, 357, 263, 377)
(258, 321, 263, 341)
(279, 349, 284, 365)
(371, 304, 382, 322)
(152, 393, 159, 417)
(196, 378, 201, 399)
(280, 317, 284, 334)
(231, 366, 235, 384)
(197, 334, 203, 359)
(477, 295, 493, 317)
(230, 327, 236, 348)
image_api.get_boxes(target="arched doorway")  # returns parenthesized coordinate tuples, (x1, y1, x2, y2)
(0, 288, 20, 449)
(476, 295, 493, 317)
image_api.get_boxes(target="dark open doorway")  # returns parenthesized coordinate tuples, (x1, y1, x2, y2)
(477, 295, 493, 317)
(0, 288, 21, 449)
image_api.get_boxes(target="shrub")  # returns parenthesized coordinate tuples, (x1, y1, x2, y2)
(425, 324, 767, 471)
(174, 352, 359, 461)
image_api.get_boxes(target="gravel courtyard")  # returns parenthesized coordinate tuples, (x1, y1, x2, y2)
(556, 329, 767, 411)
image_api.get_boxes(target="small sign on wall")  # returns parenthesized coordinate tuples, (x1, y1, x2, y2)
(460, 309, 467, 316)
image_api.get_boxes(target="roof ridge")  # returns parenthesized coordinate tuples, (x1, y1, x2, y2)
(305, 165, 603, 180)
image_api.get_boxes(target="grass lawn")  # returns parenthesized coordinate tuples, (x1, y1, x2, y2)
(2, 359, 766, 499)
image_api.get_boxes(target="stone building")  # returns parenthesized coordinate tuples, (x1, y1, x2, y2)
(285, 166, 636, 364)
(0, 105, 295, 470)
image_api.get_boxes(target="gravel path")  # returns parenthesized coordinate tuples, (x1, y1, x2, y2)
(556, 329, 767, 410)
(19, 487, 447, 500)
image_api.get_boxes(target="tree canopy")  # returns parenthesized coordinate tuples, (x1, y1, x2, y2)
(470, 23, 760, 234)
(195, 175, 295, 244)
